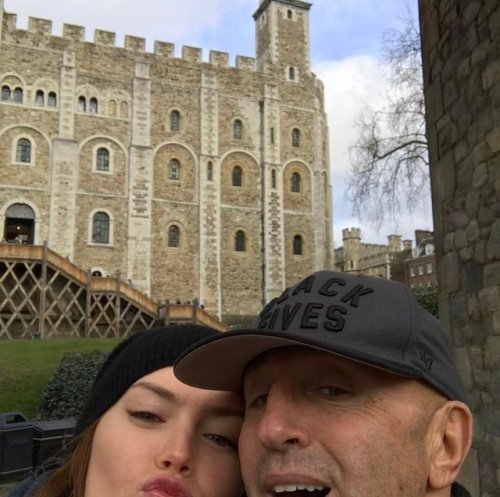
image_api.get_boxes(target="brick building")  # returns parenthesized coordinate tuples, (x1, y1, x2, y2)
(335, 227, 438, 288)
(0, 0, 333, 324)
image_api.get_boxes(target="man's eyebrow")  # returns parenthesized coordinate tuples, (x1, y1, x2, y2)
(130, 381, 179, 402)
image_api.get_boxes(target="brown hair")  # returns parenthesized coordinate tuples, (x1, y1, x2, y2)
(35, 422, 97, 497)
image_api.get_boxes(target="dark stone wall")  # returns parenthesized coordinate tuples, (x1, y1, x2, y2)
(419, 1, 500, 496)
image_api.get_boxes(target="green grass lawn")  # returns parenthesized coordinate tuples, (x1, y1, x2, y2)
(0, 338, 121, 419)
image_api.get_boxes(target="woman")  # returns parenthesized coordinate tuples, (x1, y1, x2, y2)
(10, 324, 244, 497)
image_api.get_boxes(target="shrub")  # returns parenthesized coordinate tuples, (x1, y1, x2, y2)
(413, 286, 439, 317)
(37, 350, 108, 420)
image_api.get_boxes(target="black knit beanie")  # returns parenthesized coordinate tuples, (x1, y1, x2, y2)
(76, 324, 218, 434)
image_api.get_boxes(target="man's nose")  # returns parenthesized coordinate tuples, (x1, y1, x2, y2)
(255, 387, 310, 451)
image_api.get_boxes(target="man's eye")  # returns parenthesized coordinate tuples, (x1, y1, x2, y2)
(128, 410, 163, 423)
(316, 386, 348, 398)
(247, 393, 268, 409)
(204, 433, 237, 450)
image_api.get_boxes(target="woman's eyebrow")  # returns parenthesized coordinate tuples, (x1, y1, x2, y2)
(130, 381, 179, 402)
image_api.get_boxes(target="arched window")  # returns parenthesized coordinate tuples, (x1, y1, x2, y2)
(1, 85, 10, 101)
(289, 67, 295, 80)
(233, 119, 242, 140)
(96, 148, 110, 172)
(169, 159, 181, 181)
(48, 92, 57, 107)
(232, 165, 243, 187)
(207, 161, 213, 181)
(35, 90, 44, 106)
(291, 172, 301, 193)
(292, 128, 300, 147)
(13, 87, 23, 104)
(78, 96, 86, 112)
(287, 9, 293, 19)
(120, 101, 129, 118)
(170, 110, 180, 131)
(89, 97, 98, 114)
(92, 212, 110, 244)
(168, 225, 180, 248)
(235, 230, 246, 252)
(271, 169, 276, 189)
(16, 138, 32, 163)
(293, 235, 303, 255)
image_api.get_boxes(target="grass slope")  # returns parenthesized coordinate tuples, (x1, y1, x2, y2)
(0, 338, 121, 419)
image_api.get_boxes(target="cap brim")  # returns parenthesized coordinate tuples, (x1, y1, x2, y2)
(174, 330, 310, 390)
(174, 328, 422, 391)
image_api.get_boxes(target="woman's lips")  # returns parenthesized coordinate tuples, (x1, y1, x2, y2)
(142, 476, 192, 497)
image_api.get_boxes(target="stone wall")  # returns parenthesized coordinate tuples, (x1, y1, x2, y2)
(419, 1, 500, 495)
(0, 0, 333, 324)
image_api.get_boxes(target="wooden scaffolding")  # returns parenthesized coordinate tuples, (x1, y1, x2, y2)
(0, 243, 228, 339)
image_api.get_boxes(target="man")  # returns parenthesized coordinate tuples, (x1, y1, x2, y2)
(175, 270, 473, 497)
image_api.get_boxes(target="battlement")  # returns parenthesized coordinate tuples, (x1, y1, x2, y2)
(342, 227, 361, 240)
(1, 9, 257, 71)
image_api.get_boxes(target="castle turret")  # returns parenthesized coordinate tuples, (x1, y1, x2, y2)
(254, 0, 312, 73)
(342, 227, 361, 271)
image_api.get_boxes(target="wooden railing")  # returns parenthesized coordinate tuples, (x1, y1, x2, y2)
(0, 242, 228, 338)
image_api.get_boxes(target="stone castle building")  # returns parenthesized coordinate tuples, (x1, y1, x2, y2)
(0, 0, 333, 324)
(334, 227, 438, 287)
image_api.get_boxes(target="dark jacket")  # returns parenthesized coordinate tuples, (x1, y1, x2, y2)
(7, 458, 62, 497)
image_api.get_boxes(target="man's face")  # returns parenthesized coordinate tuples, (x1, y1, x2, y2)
(239, 346, 443, 497)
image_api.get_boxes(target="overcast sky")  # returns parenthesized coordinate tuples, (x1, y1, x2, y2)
(3, 0, 431, 247)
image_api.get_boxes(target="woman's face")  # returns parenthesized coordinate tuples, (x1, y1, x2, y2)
(84, 367, 244, 497)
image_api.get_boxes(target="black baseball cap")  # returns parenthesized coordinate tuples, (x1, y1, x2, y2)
(175, 270, 467, 403)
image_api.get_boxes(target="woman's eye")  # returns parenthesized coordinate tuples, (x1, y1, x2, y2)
(128, 410, 163, 424)
(204, 433, 237, 450)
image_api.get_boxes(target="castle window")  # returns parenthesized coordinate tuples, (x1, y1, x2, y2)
(235, 230, 246, 252)
(232, 165, 243, 187)
(271, 169, 276, 189)
(13, 87, 23, 104)
(78, 96, 86, 112)
(170, 110, 181, 131)
(289, 67, 295, 80)
(1, 86, 10, 101)
(16, 138, 32, 164)
(120, 101, 129, 118)
(233, 119, 242, 140)
(48, 92, 57, 107)
(292, 128, 300, 147)
(92, 212, 110, 244)
(89, 97, 98, 114)
(207, 161, 213, 181)
(168, 225, 180, 248)
(96, 148, 110, 172)
(35, 90, 44, 106)
(291, 172, 301, 192)
(169, 159, 181, 181)
(293, 235, 303, 255)
(287, 9, 293, 19)
(270, 127, 275, 144)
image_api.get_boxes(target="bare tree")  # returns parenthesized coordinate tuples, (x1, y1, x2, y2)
(346, 15, 429, 227)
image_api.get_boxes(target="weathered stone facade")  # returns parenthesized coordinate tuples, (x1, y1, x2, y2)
(0, 0, 333, 324)
(419, 1, 500, 495)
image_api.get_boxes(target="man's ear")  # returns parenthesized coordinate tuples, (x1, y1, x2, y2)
(427, 401, 473, 490)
